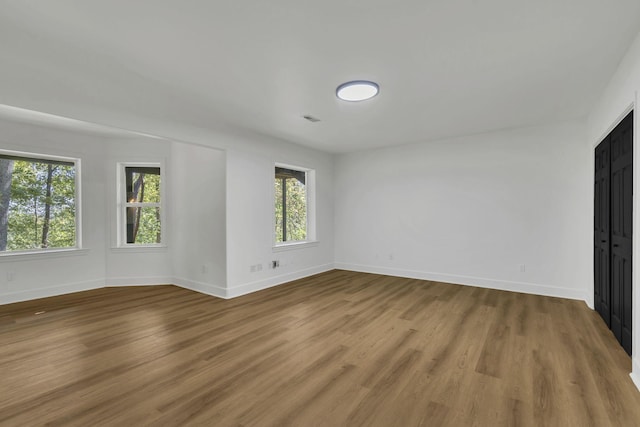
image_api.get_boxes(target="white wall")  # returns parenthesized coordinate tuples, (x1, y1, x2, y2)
(587, 30, 640, 390)
(0, 117, 230, 303)
(95, 114, 337, 298)
(0, 106, 335, 303)
(105, 137, 174, 286)
(335, 120, 591, 300)
(89, 112, 336, 298)
(0, 118, 108, 303)
(171, 142, 227, 296)
(225, 146, 334, 298)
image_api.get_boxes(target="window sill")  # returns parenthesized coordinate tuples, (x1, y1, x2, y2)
(0, 248, 89, 262)
(272, 241, 319, 252)
(111, 245, 168, 253)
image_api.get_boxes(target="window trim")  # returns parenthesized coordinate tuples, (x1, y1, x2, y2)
(273, 162, 316, 248)
(116, 161, 165, 248)
(0, 149, 82, 256)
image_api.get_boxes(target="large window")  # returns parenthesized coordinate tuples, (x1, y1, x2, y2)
(118, 164, 163, 246)
(0, 151, 79, 253)
(274, 165, 312, 244)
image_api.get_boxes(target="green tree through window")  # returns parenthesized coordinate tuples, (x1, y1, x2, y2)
(0, 153, 77, 252)
(275, 166, 307, 243)
(124, 166, 162, 245)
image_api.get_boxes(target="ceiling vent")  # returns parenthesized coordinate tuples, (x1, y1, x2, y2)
(303, 115, 321, 123)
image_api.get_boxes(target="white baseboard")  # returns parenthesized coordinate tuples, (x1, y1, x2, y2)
(172, 277, 227, 299)
(631, 360, 640, 393)
(0, 279, 104, 305)
(334, 262, 589, 302)
(226, 263, 335, 299)
(1, 263, 590, 307)
(105, 276, 173, 287)
(0, 265, 335, 305)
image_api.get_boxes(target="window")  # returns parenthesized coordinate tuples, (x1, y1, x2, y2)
(274, 165, 315, 245)
(0, 150, 79, 254)
(118, 164, 163, 246)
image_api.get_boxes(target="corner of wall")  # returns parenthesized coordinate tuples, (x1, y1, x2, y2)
(226, 263, 334, 299)
(172, 277, 228, 299)
(584, 294, 595, 310)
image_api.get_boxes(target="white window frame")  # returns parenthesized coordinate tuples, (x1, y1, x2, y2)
(116, 162, 165, 248)
(0, 149, 82, 256)
(273, 162, 316, 249)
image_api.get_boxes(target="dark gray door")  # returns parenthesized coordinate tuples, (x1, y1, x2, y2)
(595, 111, 633, 356)
(594, 136, 611, 327)
(610, 112, 633, 355)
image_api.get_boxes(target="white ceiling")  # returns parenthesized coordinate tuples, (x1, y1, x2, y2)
(1, 1, 639, 153)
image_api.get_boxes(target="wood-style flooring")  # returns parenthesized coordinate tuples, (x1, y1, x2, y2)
(0, 270, 639, 426)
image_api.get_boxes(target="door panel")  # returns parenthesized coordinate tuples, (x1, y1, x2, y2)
(609, 111, 633, 355)
(594, 137, 610, 326)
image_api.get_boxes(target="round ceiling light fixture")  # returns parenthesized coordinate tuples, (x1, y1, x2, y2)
(336, 80, 379, 102)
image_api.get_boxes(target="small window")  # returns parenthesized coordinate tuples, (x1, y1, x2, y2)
(274, 165, 310, 244)
(118, 164, 163, 246)
(0, 151, 79, 253)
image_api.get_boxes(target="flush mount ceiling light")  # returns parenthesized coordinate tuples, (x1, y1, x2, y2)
(336, 80, 379, 102)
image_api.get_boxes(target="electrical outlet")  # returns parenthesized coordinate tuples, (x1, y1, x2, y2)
(6, 271, 15, 282)
(201, 265, 207, 274)
(519, 264, 526, 273)
(272, 260, 280, 269)
(250, 265, 256, 273)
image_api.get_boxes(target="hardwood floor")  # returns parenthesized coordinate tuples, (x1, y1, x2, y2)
(1, 270, 639, 426)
